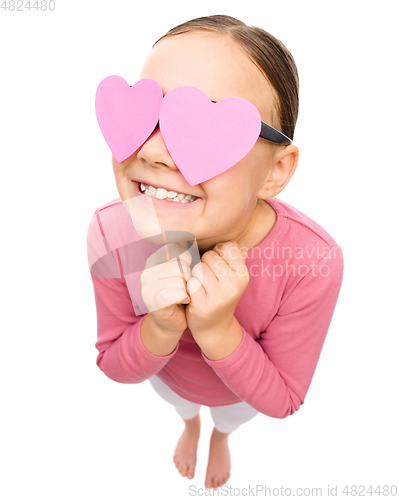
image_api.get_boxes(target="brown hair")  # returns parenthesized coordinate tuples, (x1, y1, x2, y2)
(153, 15, 299, 141)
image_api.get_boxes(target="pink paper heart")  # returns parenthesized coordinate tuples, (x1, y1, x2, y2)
(159, 86, 262, 186)
(95, 76, 163, 163)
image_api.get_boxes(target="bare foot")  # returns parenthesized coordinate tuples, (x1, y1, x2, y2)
(204, 427, 231, 489)
(173, 413, 201, 480)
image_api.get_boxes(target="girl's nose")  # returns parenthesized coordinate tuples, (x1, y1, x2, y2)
(136, 126, 178, 172)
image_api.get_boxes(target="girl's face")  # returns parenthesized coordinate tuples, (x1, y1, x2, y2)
(112, 31, 295, 254)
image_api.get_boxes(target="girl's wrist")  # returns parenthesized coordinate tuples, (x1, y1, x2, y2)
(140, 314, 183, 357)
(192, 316, 244, 361)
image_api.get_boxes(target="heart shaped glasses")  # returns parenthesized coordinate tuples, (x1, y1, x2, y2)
(95, 75, 292, 186)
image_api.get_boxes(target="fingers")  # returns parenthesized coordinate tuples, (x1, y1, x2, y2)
(212, 241, 247, 272)
(141, 259, 192, 284)
(177, 294, 191, 305)
(140, 240, 198, 312)
(152, 286, 189, 311)
(143, 276, 189, 311)
(141, 250, 192, 312)
(186, 275, 203, 296)
(191, 261, 205, 287)
(201, 242, 248, 282)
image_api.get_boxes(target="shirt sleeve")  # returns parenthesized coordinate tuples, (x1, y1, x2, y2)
(87, 211, 180, 384)
(201, 246, 344, 418)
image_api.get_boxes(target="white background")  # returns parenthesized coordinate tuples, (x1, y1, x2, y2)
(1, 1, 398, 499)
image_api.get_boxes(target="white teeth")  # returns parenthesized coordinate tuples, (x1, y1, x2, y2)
(139, 182, 198, 204)
(155, 188, 168, 199)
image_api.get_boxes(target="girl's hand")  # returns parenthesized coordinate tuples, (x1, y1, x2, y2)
(185, 241, 249, 337)
(141, 242, 192, 335)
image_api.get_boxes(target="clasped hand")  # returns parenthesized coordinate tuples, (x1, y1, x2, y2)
(185, 241, 249, 336)
(141, 240, 249, 339)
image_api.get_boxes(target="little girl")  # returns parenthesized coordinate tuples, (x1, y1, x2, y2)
(87, 15, 344, 490)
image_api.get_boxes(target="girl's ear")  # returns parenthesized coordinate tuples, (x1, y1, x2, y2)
(256, 145, 299, 200)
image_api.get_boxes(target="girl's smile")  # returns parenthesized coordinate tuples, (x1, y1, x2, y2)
(131, 179, 203, 208)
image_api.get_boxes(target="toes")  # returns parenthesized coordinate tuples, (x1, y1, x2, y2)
(174, 460, 195, 479)
(214, 476, 225, 488)
(187, 464, 195, 479)
(205, 476, 214, 489)
(205, 474, 229, 490)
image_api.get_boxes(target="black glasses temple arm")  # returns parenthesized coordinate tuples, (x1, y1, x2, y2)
(259, 121, 292, 145)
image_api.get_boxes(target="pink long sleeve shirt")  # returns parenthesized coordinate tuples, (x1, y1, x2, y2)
(87, 196, 344, 418)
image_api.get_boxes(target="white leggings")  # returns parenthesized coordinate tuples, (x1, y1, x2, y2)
(148, 375, 259, 433)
